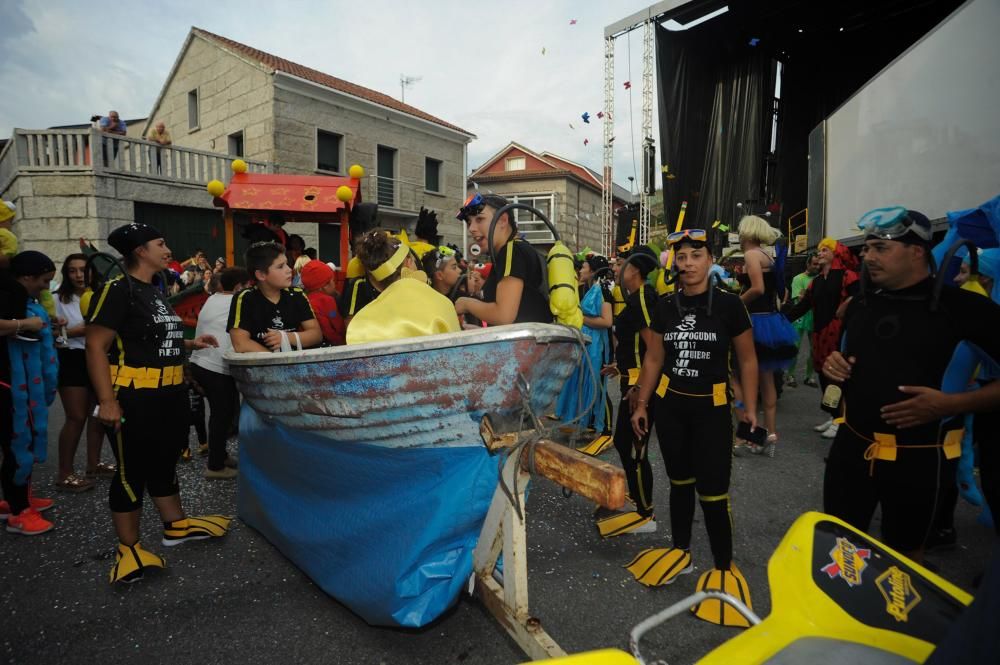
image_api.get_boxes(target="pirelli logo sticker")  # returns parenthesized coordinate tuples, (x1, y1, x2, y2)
(820, 537, 871, 587)
(876, 566, 922, 622)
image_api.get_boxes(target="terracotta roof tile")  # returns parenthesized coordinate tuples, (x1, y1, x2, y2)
(192, 27, 472, 137)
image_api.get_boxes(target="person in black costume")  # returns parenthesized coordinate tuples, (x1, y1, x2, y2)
(822, 208, 1000, 561)
(625, 230, 760, 627)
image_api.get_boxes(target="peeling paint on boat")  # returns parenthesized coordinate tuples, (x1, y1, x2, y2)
(226, 324, 583, 449)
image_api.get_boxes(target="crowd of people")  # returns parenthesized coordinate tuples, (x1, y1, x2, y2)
(1, 192, 998, 615)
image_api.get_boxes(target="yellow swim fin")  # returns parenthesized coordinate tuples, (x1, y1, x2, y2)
(109, 542, 165, 584)
(578, 434, 614, 456)
(596, 510, 654, 538)
(625, 547, 692, 587)
(162, 514, 232, 546)
(691, 563, 753, 627)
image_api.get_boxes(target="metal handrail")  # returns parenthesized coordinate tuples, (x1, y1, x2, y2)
(786, 207, 808, 239)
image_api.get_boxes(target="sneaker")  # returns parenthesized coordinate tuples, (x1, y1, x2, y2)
(180, 449, 192, 462)
(785, 376, 798, 388)
(204, 466, 238, 480)
(813, 418, 834, 432)
(804, 377, 819, 387)
(5, 507, 54, 535)
(0, 496, 55, 520)
(197, 443, 209, 457)
(822, 423, 839, 439)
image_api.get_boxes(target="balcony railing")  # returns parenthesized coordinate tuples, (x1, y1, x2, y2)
(362, 174, 433, 213)
(0, 128, 269, 193)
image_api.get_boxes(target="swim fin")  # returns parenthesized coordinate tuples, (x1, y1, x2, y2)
(691, 563, 753, 627)
(578, 433, 614, 456)
(596, 510, 655, 538)
(625, 547, 692, 587)
(109, 541, 165, 584)
(162, 514, 232, 546)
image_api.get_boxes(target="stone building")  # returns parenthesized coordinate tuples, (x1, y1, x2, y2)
(0, 27, 473, 267)
(468, 142, 633, 253)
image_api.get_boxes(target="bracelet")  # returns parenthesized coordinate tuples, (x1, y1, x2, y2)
(637, 398, 648, 405)
(734, 400, 745, 410)
(14, 319, 21, 333)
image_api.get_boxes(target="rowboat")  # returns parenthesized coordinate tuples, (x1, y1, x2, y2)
(223, 323, 590, 631)
(225, 323, 584, 448)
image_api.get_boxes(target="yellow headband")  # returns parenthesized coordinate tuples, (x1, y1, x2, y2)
(370, 244, 409, 281)
(818, 237, 837, 252)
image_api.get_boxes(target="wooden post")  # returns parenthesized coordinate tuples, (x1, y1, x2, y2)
(225, 209, 235, 266)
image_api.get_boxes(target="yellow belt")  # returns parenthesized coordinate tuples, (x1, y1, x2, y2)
(110, 365, 184, 389)
(654, 375, 728, 407)
(837, 399, 962, 474)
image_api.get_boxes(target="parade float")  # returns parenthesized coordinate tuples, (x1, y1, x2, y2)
(207, 170, 627, 659)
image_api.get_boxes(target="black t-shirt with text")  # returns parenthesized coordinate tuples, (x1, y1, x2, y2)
(615, 284, 657, 371)
(649, 287, 752, 393)
(88, 277, 186, 370)
(227, 286, 315, 345)
(483, 239, 551, 324)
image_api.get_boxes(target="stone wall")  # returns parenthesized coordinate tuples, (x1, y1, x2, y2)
(273, 86, 467, 246)
(2, 171, 318, 270)
(149, 35, 275, 163)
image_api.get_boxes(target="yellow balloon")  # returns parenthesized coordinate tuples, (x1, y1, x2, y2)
(207, 180, 225, 197)
(348, 164, 365, 179)
(336, 185, 354, 203)
(231, 159, 248, 174)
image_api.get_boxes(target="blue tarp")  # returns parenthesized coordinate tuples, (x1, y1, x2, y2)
(555, 284, 608, 430)
(237, 405, 500, 627)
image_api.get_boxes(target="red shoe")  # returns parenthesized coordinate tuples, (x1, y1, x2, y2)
(0, 496, 54, 519)
(5, 507, 54, 535)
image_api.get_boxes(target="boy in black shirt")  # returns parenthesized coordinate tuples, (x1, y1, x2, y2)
(228, 242, 321, 353)
(454, 193, 551, 325)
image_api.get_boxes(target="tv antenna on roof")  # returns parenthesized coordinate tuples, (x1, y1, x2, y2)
(400, 74, 422, 103)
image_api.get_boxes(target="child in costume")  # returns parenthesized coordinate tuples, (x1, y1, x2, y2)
(228, 242, 322, 353)
(627, 229, 760, 627)
(1, 251, 59, 535)
(346, 232, 461, 344)
(300, 259, 346, 346)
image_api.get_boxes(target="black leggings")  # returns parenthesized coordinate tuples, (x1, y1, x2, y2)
(612, 378, 655, 516)
(0, 387, 30, 515)
(188, 386, 207, 445)
(824, 425, 957, 552)
(655, 390, 734, 569)
(191, 364, 240, 471)
(108, 387, 187, 512)
(976, 409, 1000, 536)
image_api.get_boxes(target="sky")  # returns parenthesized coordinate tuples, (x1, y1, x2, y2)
(0, 0, 665, 191)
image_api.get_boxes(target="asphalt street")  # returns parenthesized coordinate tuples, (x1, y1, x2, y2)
(3, 351, 997, 665)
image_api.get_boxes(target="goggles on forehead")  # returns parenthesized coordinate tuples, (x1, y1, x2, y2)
(457, 193, 484, 222)
(858, 206, 932, 242)
(667, 228, 708, 246)
(433, 245, 457, 269)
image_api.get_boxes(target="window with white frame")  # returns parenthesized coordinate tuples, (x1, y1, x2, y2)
(505, 156, 526, 171)
(508, 193, 556, 244)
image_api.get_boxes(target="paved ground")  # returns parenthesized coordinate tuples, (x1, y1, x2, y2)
(3, 351, 997, 665)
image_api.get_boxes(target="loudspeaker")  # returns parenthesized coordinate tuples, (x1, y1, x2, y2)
(616, 204, 639, 250)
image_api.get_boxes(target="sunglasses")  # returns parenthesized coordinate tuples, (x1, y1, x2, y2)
(457, 193, 484, 222)
(667, 228, 708, 245)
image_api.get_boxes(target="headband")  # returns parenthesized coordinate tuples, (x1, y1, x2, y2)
(370, 243, 409, 281)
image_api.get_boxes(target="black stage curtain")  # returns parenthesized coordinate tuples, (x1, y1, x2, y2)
(655, 0, 965, 235)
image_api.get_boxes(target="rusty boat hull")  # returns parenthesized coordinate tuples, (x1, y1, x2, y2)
(225, 323, 583, 449)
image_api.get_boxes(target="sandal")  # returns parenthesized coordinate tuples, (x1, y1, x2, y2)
(86, 462, 117, 479)
(54, 473, 96, 493)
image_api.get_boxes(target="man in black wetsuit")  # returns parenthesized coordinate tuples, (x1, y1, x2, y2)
(822, 207, 1000, 560)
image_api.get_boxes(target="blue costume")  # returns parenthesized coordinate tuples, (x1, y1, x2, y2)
(8, 299, 58, 485)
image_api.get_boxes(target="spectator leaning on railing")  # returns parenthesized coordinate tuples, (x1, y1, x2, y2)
(98, 110, 127, 166)
(145, 122, 171, 172)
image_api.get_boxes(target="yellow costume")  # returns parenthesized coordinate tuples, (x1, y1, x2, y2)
(346, 277, 461, 344)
